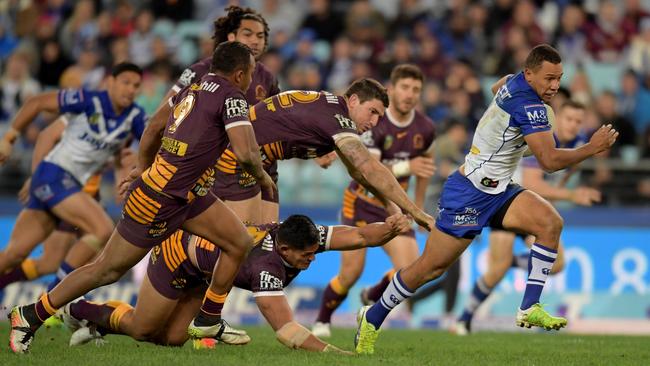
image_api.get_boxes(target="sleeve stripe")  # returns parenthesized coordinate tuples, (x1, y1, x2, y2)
(325, 225, 334, 251)
(333, 132, 360, 143)
(225, 121, 252, 130)
(167, 97, 174, 107)
(252, 291, 285, 297)
(171, 85, 181, 93)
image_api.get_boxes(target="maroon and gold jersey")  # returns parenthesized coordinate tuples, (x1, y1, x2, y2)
(216, 91, 358, 175)
(346, 109, 435, 207)
(141, 73, 250, 201)
(183, 223, 332, 296)
(174, 58, 280, 105)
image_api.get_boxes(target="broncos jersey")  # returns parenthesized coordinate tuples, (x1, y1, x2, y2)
(464, 72, 551, 194)
(45, 89, 146, 184)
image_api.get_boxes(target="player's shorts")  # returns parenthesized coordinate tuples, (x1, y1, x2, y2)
(212, 164, 279, 203)
(27, 162, 82, 211)
(340, 188, 415, 238)
(435, 170, 525, 239)
(116, 178, 218, 249)
(147, 231, 212, 299)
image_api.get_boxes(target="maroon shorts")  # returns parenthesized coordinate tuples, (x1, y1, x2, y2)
(116, 179, 218, 249)
(212, 164, 279, 204)
(146, 232, 211, 299)
(340, 188, 415, 238)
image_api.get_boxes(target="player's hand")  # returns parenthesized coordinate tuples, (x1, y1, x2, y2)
(409, 156, 436, 178)
(413, 211, 435, 232)
(118, 166, 143, 199)
(119, 148, 137, 170)
(323, 344, 354, 355)
(0, 138, 14, 165)
(570, 186, 601, 206)
(257, 170, 277, 200)
(385, 213, 412, 235)
(314, 152, 338, 169)
(589, 124, 619, 154)
(18, 177, 31, 205)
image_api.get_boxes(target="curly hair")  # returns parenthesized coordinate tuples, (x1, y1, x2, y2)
(212, 6, 269, 51)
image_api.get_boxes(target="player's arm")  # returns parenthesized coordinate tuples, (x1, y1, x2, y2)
(414, 149, 435, 209)
(328, 213, 411, 251)
(522, 165, 601, 205)
(227, 125, 276, 197)
(255, 295, 348, 353)
(0, 91, 60, 163)
(335, 136, 433, 230)
(31, 117, 65, 173)
(137, 89, 175, 171)
(524, 125, 618, 173)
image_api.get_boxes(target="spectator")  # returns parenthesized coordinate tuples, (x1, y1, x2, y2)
(301, 0, 344, 42)
(595, 90, 637, 157)
(59, 0, 97, 59)
(584, 0, 628, 63)
(151, 0, 194, 23)
(0, 52, 41, 126)
(129, 9, 156, 67)
(627, 18, 650, 75)
(554, 4, 589, 65)
(618, 70, 639, 121)
(111, 0, 135, 38)
(36, 39, 71, 88)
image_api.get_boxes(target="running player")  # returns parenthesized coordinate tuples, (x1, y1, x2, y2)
(312, 64, 435, 337)
(213, 80, 435, 230)
(60, 213, 410, 353)
(456, 99, 601, 334)
(353, 44, 619, 354)
(123, 5, 280, 224)
(0, 62, 146, 298)
(8, 42, 274, 354)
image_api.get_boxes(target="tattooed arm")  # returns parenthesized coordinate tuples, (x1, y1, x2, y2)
(335, 136, 434, 230)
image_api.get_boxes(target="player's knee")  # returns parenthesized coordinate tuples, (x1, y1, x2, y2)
(162, 332, 188, 346)
(130, 326, 159, 342)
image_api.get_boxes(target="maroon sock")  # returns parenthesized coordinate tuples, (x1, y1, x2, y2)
(315, 283, 348, 323)
(70, 300, 115, 331)
(0, 266, 28, 289)
(366, 271, 394, 302)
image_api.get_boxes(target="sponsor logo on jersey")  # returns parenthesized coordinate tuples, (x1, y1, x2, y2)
(453, 207, 479, 227)
(259, 271, 283, 290)
(161, 136, 188, 156)
(523, 104, 549, 128)
(413, 133, 424, 149)
(317, 225, 327, 247)
(78, 132, 123, 151)
(225, 97, 249, 119)
(178, 68, 196, 87)
(397, 131, 408, 139)
(480, 177, 499, 188)
(150, 245, 161, 264)
(334, 114, 356, 130)
(170, 277, 187, 289)
(383, 135, 393, 150)
(148, 221, 168, 238)
(361, 130, 374, 147)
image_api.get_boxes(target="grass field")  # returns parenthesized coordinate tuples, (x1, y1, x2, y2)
(0, 322, 649, 366)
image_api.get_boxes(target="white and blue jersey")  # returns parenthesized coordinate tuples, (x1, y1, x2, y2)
(436, 72, 551, 239)
(464, 72, 552, 194)
(28, 89, 146, 211)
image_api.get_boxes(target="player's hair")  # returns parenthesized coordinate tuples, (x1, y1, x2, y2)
(210, 41, 253, 75)
(111, 62, 142, 77)
(212, 5, 269, 51)
(277, 215, 320, 250)
(390, 64, 424, 85)
(524, 44, 562, 71)
(561, 100, 585, 111)
(345, 78, 389, 108)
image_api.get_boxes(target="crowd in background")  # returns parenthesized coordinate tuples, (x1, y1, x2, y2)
(1, 0, 649, 205)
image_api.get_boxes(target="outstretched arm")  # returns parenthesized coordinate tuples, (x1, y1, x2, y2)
(525, 125, 618, 173)
(328, 213, 411, 250)
(31, 117, 66, 173)
(335, 136, 433, 230)
(137, 89, 175, 171)
(226, 125, 276, 199)
(0, 91, 60, 164)
(255, 295, 350, 353)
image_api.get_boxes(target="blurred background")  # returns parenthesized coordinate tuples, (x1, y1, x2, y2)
(0, 0, 648, 334)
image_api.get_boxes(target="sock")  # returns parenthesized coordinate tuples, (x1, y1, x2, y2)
(0, 259, 38, 289)
(511, 252, 529, 270)
(459, 276, 493, 322)
(365, 270, 414, 329)
(520, 243, 557, 310)
(315, 276, 349, 323)
(196, 289, 228, 325)
(366, 269, 396, 303)
(34, 294, 58, 323)
(70, 300, 132, 334)
(46, 261, 75, 292)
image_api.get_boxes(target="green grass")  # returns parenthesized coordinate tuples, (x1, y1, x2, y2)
(1, 322, 649, 366)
